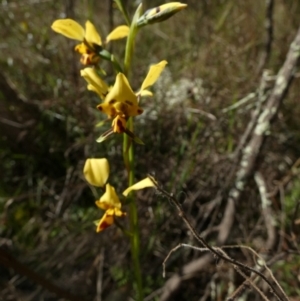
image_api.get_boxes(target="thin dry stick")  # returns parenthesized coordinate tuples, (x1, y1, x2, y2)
(217, 248, 269, 301)
(223, 245, 290, 301)
(163, 244, 270, 301)
(152, 181, 287, 301)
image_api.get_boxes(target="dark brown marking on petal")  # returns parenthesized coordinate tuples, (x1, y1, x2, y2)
(109, 99, 116, 105)
(125, 100, 133, 106)
(99, 221, 110, 231)
(137, 109, 143, 114)
(97, 105, 103, 111)
(156, 6, 160, 13)
(117, 119, 125, 132)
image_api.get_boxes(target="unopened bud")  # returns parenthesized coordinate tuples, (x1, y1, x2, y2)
(137, 2, 187, 27)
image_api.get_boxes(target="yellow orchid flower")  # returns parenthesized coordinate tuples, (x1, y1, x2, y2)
(95, 60, 167, 143)
(83, 158, 126, 232)
(95, 184, 126, 232)
(51, 19, 129, 65)
(96, 177, 156, 233)
(83, 158, 157, 232)
(98, 73, 144, 119)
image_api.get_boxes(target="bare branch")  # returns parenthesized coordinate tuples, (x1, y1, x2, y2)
(218, 24, 300, 245)
(152, 181, 287, 301)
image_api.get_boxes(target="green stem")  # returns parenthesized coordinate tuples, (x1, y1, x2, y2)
(124, 3, 142, 76)
(128, 119, 143, 301)
(122, 4, 144, 300)
(123, 124, 143, 301)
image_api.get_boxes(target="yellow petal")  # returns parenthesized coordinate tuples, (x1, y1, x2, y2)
(97, 102, 116, 118)
(96, 184, 121, 209)
(97, 73, 143, 119)
(81, 68, 109, 98)
(88, 84, 107, 99)
(75, 43, 88, 54)
(123, 177, 157, 197)
(112, 115, 126, 133)
(113, 207, 126, 217)
(113, 101, 143, 117)
(83, 158, 109, 187)
(96, 211, 114, 232)
(87, 84, 100, 95)
(106, 25, 129, 43)
(51, 19, 85, 41)
(95, 208, 126, 232)
(140, 89, 153, 97)
(85, 20, 102, 46)
(140, 60, 168, 92)
(105, 73, 137, 105)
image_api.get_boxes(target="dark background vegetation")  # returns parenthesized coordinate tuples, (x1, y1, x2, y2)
(1, 0, 300, 300)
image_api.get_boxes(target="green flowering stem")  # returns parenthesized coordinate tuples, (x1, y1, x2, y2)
(122, 3, 144, 301)
(123, 128, 143, 301)
(124, 3, 142, 76)
(127, 118, 144, 301)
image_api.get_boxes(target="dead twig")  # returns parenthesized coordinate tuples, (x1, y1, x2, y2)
(152, 181, 287, 301)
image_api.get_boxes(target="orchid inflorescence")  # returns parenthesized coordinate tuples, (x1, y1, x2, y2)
(51, 2, 187, 232)
(51, 2, 186, 299)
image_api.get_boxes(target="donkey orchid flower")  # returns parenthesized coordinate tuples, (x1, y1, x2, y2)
(84, 158, 157, 232)
(94, 60, 168, 143)
(51, 19, 129, 65)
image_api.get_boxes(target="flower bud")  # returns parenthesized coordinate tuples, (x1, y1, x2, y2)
(137, 2, 187, 27)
